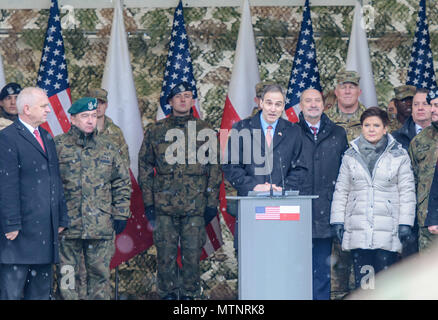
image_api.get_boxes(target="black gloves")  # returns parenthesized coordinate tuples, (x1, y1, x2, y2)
(398, 224, 412, 244)
(204, 207, 218, 226)
(332, 224, 344, 243)
(145, 205, 156, 228)
(114, 219, 127, 235)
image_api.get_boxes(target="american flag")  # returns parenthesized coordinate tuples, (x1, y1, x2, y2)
(158, 0, 200, 120)
(255, 206, 300, 221)
(36, 0, 72, 137)
(285, 0, 321, 123)
(159, 0, 222, 261)
(406, 0, 437, 89)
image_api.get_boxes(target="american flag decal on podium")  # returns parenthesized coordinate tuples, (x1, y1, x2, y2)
(255, 206, 300, 221)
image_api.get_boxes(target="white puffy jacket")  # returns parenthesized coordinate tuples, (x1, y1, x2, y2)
(330, 134, 416, 253)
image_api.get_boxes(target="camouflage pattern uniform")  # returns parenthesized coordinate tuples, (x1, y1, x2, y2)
(388, 85, 416, 133)
(388, 118, 402, 133)
(326, 70, 366, 300)
(0, 117, 12, 130)
(325, 101, 367, 144)
(55, 125, 131, 300)
(97, 115, 130, 166)
(138, 113, 221, 299)
(408, 122, 438, 252)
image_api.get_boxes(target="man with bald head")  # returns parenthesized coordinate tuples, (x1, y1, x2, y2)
(0, 87, 69, 299)
(297, 88, 349, 300)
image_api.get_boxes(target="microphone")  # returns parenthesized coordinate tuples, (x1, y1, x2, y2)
(265, 135, 274, 197)
(279, 154, 286, 196)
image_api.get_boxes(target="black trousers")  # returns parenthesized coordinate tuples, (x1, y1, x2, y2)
(0, 263, 53, 300)
(312, 238, 332, 300)
(351, 249, 397, 290)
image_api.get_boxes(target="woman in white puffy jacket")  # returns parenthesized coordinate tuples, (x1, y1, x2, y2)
(330, 107, 416, 290)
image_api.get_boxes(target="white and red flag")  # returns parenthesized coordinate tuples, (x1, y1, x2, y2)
(100, 0, 152, 269)
(220, 0, 260, 235)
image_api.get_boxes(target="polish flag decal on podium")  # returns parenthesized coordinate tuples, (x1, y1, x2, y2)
(255, 206, 300, 221)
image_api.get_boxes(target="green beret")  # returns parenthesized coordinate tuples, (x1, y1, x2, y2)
(394, 85, 416, 101)
(336, 70, 360, 86)
(68, 97, 98, 115)
(86, 88, 108, 102)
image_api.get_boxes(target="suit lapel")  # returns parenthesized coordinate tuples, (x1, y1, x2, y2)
(14, 121, 48, 158)
(271, 118, 286, 150)
(249, 113, 266, 154)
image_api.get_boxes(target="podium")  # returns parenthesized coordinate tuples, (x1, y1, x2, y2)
(227, 192, 317, 300)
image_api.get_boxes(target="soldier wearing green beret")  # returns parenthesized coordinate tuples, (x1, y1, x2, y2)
(54, 97, 131, 300)
(326, 70, 365, 300)
(138, 82, 221, 300)
(86, 88, 130, 167)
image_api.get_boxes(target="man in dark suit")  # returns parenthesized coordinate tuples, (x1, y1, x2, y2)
(393, 88, 431, 259)
(296, 88, 349, 300)
(0, 87, 69, 300)
(222, 83, 306, 197)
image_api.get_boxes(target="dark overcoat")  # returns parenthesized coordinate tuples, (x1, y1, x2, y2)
(297, 112, 349, 238)
(0, 120, 69, 264)
(222, 111, 307, 196)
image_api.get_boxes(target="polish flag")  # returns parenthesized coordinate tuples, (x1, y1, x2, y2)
(219, 0, 260, 235)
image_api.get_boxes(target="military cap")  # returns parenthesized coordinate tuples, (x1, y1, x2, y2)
(255, 81, 275, 98)
(0, 82, 22, 100)
(394, 85, 416, 101)
(167, 81, 193, 102)
(86, 88, 108, 102)
(336, 70, 360, 85)
(427, 88, 438, 104)
(68, 97, 98, 115)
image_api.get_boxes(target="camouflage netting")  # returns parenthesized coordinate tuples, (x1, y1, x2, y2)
(1, 1, 437, 299)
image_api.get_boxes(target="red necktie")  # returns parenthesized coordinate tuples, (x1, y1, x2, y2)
(34, 129, 45, 152)
(266, 125, 273, 147)
(310, 126, 318, 140)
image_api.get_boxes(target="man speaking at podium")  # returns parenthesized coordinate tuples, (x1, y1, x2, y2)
(222, 84, 307, 253)
(222, 83, 306, 196)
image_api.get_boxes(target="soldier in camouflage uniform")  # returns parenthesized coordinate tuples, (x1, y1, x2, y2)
(139, 82, 221, 300)
(0, 83, 21, 122)
(388, 85, 416, 133)
(55, 97, 131, 300)
(409, 88, 438, 252)
(326, 70, 365, 300)
(87, 88, 130, 166)
(326, 70, 367, 143)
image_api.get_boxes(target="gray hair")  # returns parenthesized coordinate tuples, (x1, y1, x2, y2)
(16, 87, 47, 114)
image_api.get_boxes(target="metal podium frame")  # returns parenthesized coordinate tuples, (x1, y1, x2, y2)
(227, 194, 317, 300)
